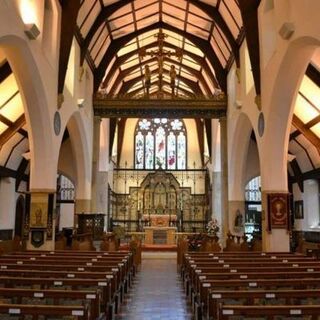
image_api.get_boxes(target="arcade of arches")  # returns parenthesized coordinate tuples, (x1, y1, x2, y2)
(0, 0, 319, 317)
(1, 0, 320, 255)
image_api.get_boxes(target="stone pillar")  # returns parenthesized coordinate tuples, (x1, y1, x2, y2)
(220, 116, 229, 244)
(90, 117, 109, 230)
(261, 191, 290, 252)
(91, 116, 101, 213)
(26, 191, 56, 251)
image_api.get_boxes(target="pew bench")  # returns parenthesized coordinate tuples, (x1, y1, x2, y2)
(0, 303, 89, 319)
(219, 304, 320, 319)
(209, 289, 320, 320)
(0, 287, 100, 320)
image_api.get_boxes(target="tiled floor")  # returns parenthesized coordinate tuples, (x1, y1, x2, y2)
(116, 252, 192, 320)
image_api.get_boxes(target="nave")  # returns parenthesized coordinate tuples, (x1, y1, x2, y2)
(116, 252, 192, 320)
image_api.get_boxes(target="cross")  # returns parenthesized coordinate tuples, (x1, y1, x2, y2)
(139, 29, 183, 97)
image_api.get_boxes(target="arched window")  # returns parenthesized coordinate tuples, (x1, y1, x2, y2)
(134, 118, 186, 170)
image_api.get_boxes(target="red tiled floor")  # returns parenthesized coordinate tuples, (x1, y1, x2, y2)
(116, 252, 192, 320)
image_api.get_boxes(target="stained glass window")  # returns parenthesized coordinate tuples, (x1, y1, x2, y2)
(134, 118, 186, 170)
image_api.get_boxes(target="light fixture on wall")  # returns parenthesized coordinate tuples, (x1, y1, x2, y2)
(24, 23, 40, 40)
(77, 98, 85, 108)
(279, 23, 295, 40)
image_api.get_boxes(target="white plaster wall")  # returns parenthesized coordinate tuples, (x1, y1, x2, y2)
(293, 180, 320, 231)
(59, 203, 74, 230)
(0, 178, 16, 230)
(58, 139, 76, 183)
(245, 140, 260, 186)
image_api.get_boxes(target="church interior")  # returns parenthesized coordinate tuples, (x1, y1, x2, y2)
(0, 0, 320, 319)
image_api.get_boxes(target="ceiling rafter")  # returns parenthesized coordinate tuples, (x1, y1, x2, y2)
(109, 57, 158, 95)
(0, 114, 28, 138)
(306, 63, 320, 87)
(110, 55, 212, 96)
(0, 114, 26, 147)
(94, 21, 226, 92)
(292, 114, 320, 156)
(188, 0, 239, 67)
(0, 165, 28, 181)
(80, 0, 132, 65)
(58, 0, 81, 95)
(290, 158, 304, 192)
(117, 68, 202, 96)
(102, 40, 219, 90)
(15, 158, 29, 191)
(94, 22, 161, 91)
(238, 0, 261, 95)
(0, 61, 12, 83)
(128, 80, 195, 99)
(163, 22, 226, 92)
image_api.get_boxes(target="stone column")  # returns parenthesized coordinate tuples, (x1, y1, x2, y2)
(220, 116, 229, 245)
(90, 117, 109, 230)
(91, 116, 101, 213)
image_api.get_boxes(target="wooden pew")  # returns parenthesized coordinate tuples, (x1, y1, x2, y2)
(0, 287, 100, 320)
(181, 252, 320, 319)
(0, 303, 88, 319)
(0, 250, 136, 319)
(219, 305, 320, 319)
(209, 289, 320, 320)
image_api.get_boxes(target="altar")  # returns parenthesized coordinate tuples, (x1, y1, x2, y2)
(143, 214, 177, 245)
(144, 226, 176, 245)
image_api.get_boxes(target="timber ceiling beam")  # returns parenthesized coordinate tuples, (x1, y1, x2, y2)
(188, 0, 239, 66)
(117, 69, 202, 96)
(306, 63, 320, 87)
(292, 114, 320, 155)
(58, 0, 81, 95)
(94, 98, 227, 119)
(102, 40, 219, 91)
(110, 55, 211, 96)
(0, 165, 28, 181)
(94, 21, 226, 92)
(0, 114, 27, 138)
(290, 158, 304, 192)
(128, 81, 195, 99)
(102, 42, 159, 89)
(94, 22, 162, 92)
(0, 61, 12, 83)
(238, 0, 261, 95)
(162, 22, 226, 92)
(0, 115, 26, 147)
(109, 57, 158, 96)
(15, 158, 29, 191)
(80, 0, 132, 65)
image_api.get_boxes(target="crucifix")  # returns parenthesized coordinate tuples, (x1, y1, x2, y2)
(140, 29, 183, 98)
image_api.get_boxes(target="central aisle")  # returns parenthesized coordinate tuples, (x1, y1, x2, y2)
(116, 252, 192, 320)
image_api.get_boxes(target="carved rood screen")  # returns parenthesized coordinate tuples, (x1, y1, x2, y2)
(110, 170, 210, 232)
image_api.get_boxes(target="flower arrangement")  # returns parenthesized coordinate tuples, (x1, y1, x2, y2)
(206, 218, 220, 235)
